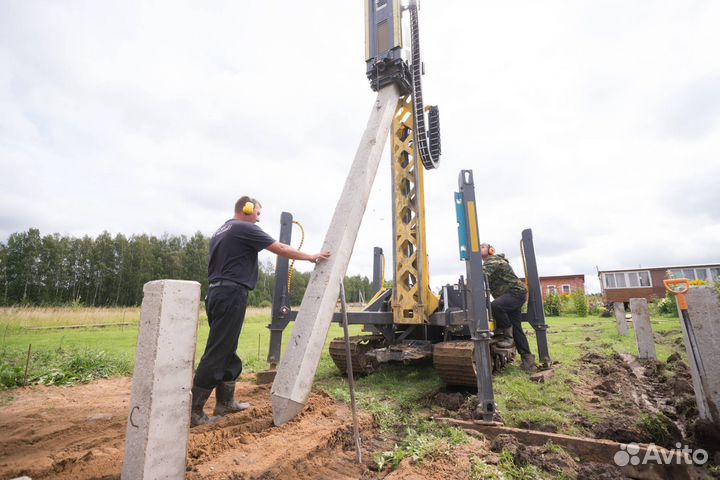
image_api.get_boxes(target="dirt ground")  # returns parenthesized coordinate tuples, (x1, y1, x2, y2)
(2, 351, 718, 479)
(0, 376, 491, 480)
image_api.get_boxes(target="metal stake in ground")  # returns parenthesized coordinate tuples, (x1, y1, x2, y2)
(23, 344, 32, 386)
(339, 279, 362, 464)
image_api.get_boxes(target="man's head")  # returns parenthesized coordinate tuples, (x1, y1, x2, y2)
(480, 243, 495, 259)
(235, 196, 262, 223)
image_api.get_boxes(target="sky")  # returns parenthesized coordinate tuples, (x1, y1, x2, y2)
(1, 1, 719, 294)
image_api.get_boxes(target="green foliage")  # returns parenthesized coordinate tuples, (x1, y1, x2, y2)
(470, 456, 503, 480)
(0, 347, 132, 389)
(0, 229, 210, 307)
(544, 293, 560, 316)
(651, 294, 679, 317)
(0, 228, 375, 309)
(497, 449, 550, 480)
(572, 289, 588, 317)
(587, 294, 605, 316)
(373, 421, 467, 471)
(638, 412, 673, 445)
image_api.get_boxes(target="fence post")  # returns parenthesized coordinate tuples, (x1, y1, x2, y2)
(629, 298, 656, 360)
(613, 302, 628, 336)
(683, 287, 720, 426)
(121, 280, 200, 480)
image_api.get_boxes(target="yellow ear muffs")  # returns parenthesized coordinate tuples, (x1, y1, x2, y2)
(242, 201, 254, 215)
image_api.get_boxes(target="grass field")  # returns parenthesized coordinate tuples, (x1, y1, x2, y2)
(0, 306, 691, 477)
(0, 307, 686, 425)
(0, 306, 364, 388)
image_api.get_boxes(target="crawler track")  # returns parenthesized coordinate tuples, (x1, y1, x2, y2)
(329, 335, 387, 375)
(330, 336, 515, 387)
(433, 340, 516, 388)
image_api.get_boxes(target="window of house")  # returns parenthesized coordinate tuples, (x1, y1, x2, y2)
(668, 269, 683, 279)
(682, 269, 697, 280)
(711, 268, 720, 282)
(696, 269, 708, 281)
(604, 271, 651, 289)
(547, 285, 557, 295)
(562, 284, 571, 294)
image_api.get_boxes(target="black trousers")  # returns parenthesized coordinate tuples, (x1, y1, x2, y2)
(193, 284, 248, 390)
(491, 292, 531, 355)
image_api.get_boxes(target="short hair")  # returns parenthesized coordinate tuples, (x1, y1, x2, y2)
(234, 196, 261, 214)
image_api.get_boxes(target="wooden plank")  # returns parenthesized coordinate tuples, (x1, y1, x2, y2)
(271, 84, 401, 426)
(437, 418, 701, 480)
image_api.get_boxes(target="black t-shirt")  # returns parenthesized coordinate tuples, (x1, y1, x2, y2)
(208, 219, 276, 289)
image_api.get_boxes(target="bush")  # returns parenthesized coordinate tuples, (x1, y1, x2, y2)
(558, 294, 574, 315)
(653, 294, 679, 317)
(258, 300, 272, 308)
(544, 293, 560, 316)
(587, 294, 605, 316)
(572, 289, 588, 317)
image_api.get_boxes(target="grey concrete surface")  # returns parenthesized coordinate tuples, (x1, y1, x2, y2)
(121, 280, 200, 480)
(271, 84, 400, 426)
(682, 286, 720, 425)
(613, 302, 628, 336)
(629, 298, 656, 360)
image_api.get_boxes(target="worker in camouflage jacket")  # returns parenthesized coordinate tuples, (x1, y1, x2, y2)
(481, 243, 536, 372)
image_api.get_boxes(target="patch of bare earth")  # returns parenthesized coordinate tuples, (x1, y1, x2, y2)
(0, 376, 494, 479)
(579, 352, 720, 467)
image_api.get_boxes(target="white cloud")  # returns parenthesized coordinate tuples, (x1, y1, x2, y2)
(1, 0, 719, 295)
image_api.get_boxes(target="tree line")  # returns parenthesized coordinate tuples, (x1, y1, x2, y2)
(0, 229, 374, 307)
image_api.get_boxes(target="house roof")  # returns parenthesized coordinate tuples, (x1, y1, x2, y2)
(520, 274, 585, 281)
(597, 263, 720, 274)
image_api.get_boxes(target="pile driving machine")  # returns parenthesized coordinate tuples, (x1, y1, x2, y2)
(266, 0, 551, 421)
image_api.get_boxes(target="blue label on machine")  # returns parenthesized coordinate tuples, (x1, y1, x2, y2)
(454, 192, 468, 261)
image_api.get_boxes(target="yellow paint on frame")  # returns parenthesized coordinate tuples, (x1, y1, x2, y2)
(467, 201, 479, 252)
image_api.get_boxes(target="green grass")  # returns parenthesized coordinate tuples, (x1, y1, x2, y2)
(0, 307, 364, 388)
(0, 307, 689, 474)
(0, 347, 133, 388)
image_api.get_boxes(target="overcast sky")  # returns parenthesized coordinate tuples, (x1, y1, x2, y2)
(1, 1, 719, 293)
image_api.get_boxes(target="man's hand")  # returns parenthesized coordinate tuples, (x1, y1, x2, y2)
(311, 251, 331, 264)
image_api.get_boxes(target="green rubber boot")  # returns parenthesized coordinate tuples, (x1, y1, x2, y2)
(190, 386, 220, 427)
(213, 381, 250, 416)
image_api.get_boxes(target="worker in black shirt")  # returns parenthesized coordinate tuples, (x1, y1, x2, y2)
(191, 195, 331, 426)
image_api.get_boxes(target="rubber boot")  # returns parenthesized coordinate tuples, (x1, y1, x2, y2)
(213, 381, 250, 416)
(493, 327, 515, 349)
(520, 353, 537, 372)
(191, 386, 220, 427)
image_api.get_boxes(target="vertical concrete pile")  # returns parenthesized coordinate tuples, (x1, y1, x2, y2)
(271, 85, 400, 426)
(122, 280, 200, 480)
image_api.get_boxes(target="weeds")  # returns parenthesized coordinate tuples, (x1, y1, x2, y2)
(497, 448, 550, 479)
(0, 347, 132, 389)
(470, 456, 503, 480)
(638, 412, 673, 446)
(373, 420, 467, 471)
